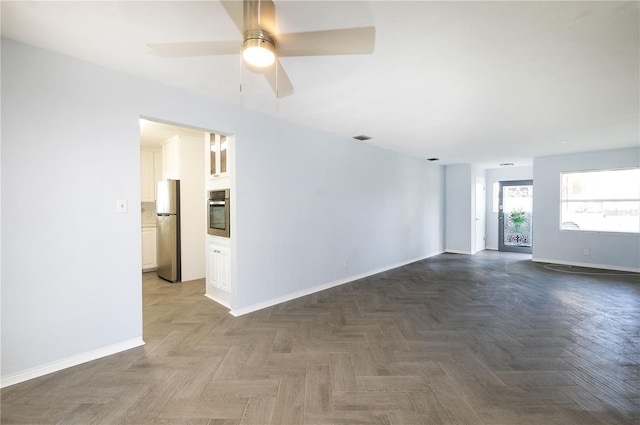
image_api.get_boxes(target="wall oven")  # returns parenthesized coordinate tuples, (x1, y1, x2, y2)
(208, 189, 230, 238)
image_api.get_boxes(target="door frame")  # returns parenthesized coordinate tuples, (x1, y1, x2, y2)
(498, 179, 533, 254)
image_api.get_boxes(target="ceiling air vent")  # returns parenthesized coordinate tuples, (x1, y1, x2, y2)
(353, 135, 372, 141)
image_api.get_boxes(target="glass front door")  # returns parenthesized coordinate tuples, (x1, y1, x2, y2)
(498, 180, 533, 253)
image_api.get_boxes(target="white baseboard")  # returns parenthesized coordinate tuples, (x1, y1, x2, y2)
(532, 257, 640, 273)
(445, 249, 473, 255)
(205, 293, 231, 309)
(0, 337, 145, 389)
(230, 251, 444, 317)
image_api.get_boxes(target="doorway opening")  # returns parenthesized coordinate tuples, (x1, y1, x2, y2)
(139, 118, 210, 287)
(498, 180, 533, 254)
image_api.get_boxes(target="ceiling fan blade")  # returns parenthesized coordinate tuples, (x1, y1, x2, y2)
(246, 58, 294, 98)
(276, 27, 375, 57)
(220, 1, 244, 34)
(271, 59, 294, 98)
(148, 41, 240, 57)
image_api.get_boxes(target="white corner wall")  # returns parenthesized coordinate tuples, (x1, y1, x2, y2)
(445, 164, 485, 254)
(177, 135, 206, 282)
(445, 165, 472, 253)
(484, 166, 534, 250)
(533, 148, 640, 271)
(1, 39, 446, 385)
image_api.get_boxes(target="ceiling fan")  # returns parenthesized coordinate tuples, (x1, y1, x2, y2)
(148, 0, 376, 98)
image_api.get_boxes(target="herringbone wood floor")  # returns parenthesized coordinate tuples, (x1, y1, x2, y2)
(2, 252, 639, 424)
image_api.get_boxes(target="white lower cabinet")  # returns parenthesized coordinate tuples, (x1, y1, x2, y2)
(141, 227, 157, 270)
(208, 244, 230, 292)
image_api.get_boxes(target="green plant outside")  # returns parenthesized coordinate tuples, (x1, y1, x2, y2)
(510, 208, 528, 224)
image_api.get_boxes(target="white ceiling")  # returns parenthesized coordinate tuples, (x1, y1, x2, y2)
(2, 1, 638, 167)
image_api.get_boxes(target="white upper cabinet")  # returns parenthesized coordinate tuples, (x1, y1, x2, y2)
(207, 133, 229, 179)
(162, 136, 181, 180)
(141, 148, 162, 202)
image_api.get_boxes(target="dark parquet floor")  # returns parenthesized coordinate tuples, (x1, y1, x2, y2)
(2, 251, 639, 424)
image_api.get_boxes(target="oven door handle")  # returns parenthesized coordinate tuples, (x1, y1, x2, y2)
(209, 201, 226, 205)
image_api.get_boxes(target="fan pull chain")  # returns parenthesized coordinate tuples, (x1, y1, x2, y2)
(275, 60, 280, 111)
(239, 53, 245, 107)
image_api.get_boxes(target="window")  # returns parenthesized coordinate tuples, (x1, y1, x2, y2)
(561, 168, 640, 233)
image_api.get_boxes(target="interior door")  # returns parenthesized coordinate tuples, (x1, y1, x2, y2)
(475, 177, 486, 253)
(498, 180, 533, 254)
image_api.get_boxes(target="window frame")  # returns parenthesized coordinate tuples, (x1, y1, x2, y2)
(559, 167, 640, 235)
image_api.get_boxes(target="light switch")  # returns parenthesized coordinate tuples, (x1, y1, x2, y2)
(116, 200, 128, 213)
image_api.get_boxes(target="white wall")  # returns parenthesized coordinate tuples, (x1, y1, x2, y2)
(445, 165, 472, 253)
(233, 127, 446, 312)
(484, 166, 534, 250)
(445, 165, 486, 254)
(2, 39, 145, 384)
(533, 148, 639, 271)
(1, 39, 446, 384)
(178, 135, 206, 282)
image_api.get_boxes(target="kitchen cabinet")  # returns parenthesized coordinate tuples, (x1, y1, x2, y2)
(141, 227, 157, 271)
(162, 137, 181, 180)
(208, 133, 228, 179)
(141, 148, 162, 202)
(207, 243, 230, 292)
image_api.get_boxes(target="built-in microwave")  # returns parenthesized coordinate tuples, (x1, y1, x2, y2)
(208, 189, 230, 238)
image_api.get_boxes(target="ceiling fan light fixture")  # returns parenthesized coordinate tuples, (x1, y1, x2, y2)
(243, 30, 275, 67)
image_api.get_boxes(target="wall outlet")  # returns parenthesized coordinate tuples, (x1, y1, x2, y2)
(583, 248, 590, 256)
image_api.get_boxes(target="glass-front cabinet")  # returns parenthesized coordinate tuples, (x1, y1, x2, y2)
(209, 133, 228, 179)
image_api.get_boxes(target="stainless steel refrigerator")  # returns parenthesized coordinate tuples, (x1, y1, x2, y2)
(156, 179, 181, 282)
